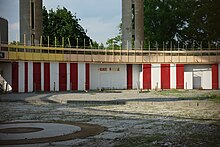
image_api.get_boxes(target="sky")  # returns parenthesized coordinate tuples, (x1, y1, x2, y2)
(0, 0, 122, 44)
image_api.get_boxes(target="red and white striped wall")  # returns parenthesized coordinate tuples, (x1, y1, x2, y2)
(142, 64, 220, 90)
(2, 62, 219, 92)
(10, 62, 88, 92)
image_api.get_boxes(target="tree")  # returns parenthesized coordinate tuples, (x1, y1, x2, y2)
(42, 6, 92, 48)
(144, 0, 220, 48)
(106, 23, 122, 49)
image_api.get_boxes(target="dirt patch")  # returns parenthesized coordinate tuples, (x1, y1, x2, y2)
(0, 121, 105, 145)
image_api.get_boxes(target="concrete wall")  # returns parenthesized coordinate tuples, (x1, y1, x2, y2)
(78, 63, 86, 91)
(132, 64, 142, 89)
(20, 0, 42, 45)
(170, 64, 176, 89)
(122, 0, 133, 49)
(50, 62, 59, 91)
(90, 64, 127, 90)
(151, 64, 161, 89)
(184, 65, 212, 89)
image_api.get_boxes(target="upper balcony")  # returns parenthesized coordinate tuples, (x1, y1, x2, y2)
(0, 43, 220, 64)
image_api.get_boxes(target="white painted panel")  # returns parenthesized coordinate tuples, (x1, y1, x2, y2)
(132, 64, 141, 89)
(151, 64, 161, 89)
(170, 64, 176, 89)
(28, 62, 33, 92)
(18, 62, 25, 92)
(0, 62, 12, 91)
(67, 63, 70, 91)
(90, 64, 127, 90)
(219, 64, 220, 89)
(78, 63, 85, 91)
(184, 71, 193, 89)
(50, 62, 59, 91)
(41, 62, 44, 91)
(139, 71, 143, 89)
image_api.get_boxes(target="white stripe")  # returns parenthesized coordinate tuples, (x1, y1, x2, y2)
(50, 62, 59, 91)
(132, 64, 141, 89)
(41, 62, 44, 91)
(28, 62, 33, 92)
(151, 64, 161, 89)
(170, 64, 176, 89)
(78, 63, 85, 91)
(18, 62, 25, 92)
(67, 63, 70, 91)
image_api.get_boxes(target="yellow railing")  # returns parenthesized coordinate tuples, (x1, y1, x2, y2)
(0, 44, 220, 64)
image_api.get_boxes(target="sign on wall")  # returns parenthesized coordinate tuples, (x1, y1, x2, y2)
(99, 67, 120, 72)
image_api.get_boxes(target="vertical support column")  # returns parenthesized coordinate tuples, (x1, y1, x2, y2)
(33, 62, 41, 91)
(28, 62, 33, 92)
(212, 64, 219, 89)
(67, 63, 70, 91)
(25, 62, 28, 92)
(151, 64, 161, 90)
(59, 63, 67, 91)
(143, 64, 151, 89)
(12, 62, 19, 92)
(70, 63, 78, 91)
(18, 62, 25, 92)
(134, 0, 144, 49)
(170, 64, 176, 89)
(50, 62, 59, 91)
(86, 63, 90, 91)
(41, 62, 44, 91)
(44, 62, 50, 91)
(176, 64, 184, 89)
(122, 0, 133, 49)
(219, 64, 220, 89)
(127, 64, 133, 89)
(161, 64, 170, 89)
(78, 63, 85, 91)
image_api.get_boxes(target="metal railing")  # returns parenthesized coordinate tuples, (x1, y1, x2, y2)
(0, 44, 220, 64)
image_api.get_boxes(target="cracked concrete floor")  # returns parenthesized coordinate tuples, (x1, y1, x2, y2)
(0, 90, 220, 146)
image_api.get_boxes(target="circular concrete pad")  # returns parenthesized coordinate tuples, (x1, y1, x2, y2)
(0, 123, 81, 140)
(0, 121, 105, 145)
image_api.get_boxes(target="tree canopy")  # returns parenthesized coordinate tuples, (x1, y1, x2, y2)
(144, 0, 220, 47)
(42, 6, 92, 47)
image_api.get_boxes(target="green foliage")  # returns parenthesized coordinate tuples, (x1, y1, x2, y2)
(42, 6, 92, 47)
(106, 35, 122, 50)
(144, 0, 220, 48)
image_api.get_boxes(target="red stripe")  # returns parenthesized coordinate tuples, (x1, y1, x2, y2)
(86, 63, 90, 90)
(44, 63, 50, 91)
(59, 63, 67, 91)
(127, 64, 133, 89)
(143, 64, 151, 89)
(176, 64, 184, 89)
(33, 63, 41, 91)
(12, 62, 18, 92)
(70, 63, 78, 90)
(25, 62, 28, 92)
(212, 64, 219, 89)
(161, 64, 170, 89)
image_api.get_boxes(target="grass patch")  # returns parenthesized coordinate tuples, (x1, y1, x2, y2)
(207, 94, 220, 102)
(114, 134, 164, 147)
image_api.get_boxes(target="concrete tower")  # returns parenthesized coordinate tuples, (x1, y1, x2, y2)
(0, 17, 8, 44)
(122, 0, 144, 49)
(20, 0, 42, 45)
